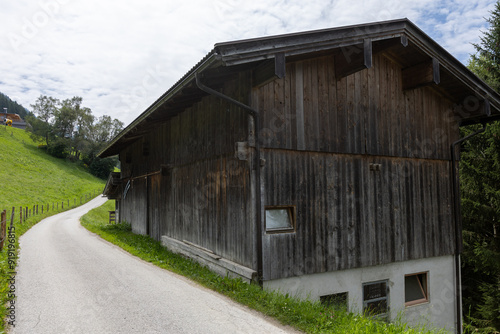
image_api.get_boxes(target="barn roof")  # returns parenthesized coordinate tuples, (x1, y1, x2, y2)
(102, 172, 122, 199)
(99, 18, 500, 157)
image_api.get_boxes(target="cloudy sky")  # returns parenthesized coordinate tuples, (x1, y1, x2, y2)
(0, 0, 496, 126)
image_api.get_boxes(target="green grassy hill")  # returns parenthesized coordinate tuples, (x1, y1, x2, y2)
(0, 126, 105, 333)
(0, 126, 104, 211)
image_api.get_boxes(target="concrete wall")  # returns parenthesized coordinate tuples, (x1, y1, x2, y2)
(264, 255, 457, 333)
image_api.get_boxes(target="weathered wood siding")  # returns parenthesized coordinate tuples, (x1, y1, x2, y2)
(122, 175, 148, 235)
(120, 51, 461, 280)
(119, 78, 257, 269)
(256, 54, 458, 159)
(255, 53, 459, 280)
(261, 150, 454, 280)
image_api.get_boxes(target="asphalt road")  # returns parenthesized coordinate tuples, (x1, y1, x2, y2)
(12, 196, 298, 334)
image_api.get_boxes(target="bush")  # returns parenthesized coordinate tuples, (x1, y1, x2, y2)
(47, 138, 69, 158)
(89, 156, 117, 179)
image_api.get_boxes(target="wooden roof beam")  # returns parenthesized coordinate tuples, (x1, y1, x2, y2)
(402, 58, 440, 91)
(335, 39, 372, 79)
(252, 52, 286, 87)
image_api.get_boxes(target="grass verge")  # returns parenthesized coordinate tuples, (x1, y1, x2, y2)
(81, 201, 448, 334)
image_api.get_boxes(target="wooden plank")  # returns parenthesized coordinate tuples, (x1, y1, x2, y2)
(336, 73, 347, 153)
(161, 236, 257, 282)
(352, 71, 364, 154)
(366, 56, 378, 155)
(274, 76, 286, 148)
(283, 63, 293, 149)
(303, 59, 312, 151)
(275, 52, 286, 79)
(359, 64, 369, 154)
(311, 59, 320, 152)
(389, 59, 398, 157)
(287, 63, 297, 150)
(315, 56, 329, 152)
(295, 62, 306, 150)
(328, 56, 338, 152)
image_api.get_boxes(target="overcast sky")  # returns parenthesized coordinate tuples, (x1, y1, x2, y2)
(0, 0, 496, 126)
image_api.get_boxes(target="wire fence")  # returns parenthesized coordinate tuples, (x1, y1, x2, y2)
(0, 189, 102, 251)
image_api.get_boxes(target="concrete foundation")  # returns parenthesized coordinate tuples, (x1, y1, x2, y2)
(264, 255, 457, 333)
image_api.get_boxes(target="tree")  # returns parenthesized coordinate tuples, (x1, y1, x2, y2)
(29, 95, 59, 144)
(460, 124, 500, 332)
(27, 94, 123, 179)
(464, 1, 500, 331)
(470, 1, 500, 92)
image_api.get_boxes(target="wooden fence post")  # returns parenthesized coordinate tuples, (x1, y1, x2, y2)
(36, 204, 38, 215)
(0, 210, 6, 251)
(10, 207, 14, 228)
(19, 207, 22, 224)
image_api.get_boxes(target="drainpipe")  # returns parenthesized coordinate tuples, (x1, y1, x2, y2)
(195, 73, 264, 287)
(451, 122, 487, 334)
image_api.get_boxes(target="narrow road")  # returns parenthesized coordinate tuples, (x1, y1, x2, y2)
(13, 196, 298, 334)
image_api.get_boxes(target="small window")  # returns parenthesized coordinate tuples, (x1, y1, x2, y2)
(320, 292, 348, 309)
(363, 280, 389, 319)
(265, 206, 295, 233)
(405, 272, 428, 306)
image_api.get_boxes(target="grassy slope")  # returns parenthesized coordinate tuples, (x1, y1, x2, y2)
(82, 203, 448, 334)
(0, 127, 103, 209)
(0, 126, 105, 333)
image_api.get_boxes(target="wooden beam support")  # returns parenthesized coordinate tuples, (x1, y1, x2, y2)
(400, 35, 408, 47)
(402, 58, 440, 90)
(484, 98, 491, 117)
(275, 52, 286, 79)
(252, 52, 286, 87)
(335, 39, 372, 79)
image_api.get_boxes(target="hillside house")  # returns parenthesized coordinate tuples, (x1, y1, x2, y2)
(1, 112, 27, 129)
(100, 19, 500, 333)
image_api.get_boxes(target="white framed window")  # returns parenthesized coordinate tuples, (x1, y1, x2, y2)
(265, 206, 295, 233)
(405, 272, 429, 306)
(363, 280, 389, 320)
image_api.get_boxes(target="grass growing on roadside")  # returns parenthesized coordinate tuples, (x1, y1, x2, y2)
(82, 201, 447, 334)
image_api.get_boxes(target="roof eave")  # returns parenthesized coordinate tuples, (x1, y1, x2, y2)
(99, 51, 221, 157)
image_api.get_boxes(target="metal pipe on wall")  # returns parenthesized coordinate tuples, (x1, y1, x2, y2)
(195, 73, 264, 286)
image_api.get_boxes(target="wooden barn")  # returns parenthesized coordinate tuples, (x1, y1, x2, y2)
(99, 19, 500, 332)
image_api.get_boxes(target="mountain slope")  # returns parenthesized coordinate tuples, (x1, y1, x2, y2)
(0, 92, 29, 119)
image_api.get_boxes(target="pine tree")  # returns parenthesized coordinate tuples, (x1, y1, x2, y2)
(460, 124, 500, 332)
(471, 1, 500, 92)
(463, 1, 500, 331)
